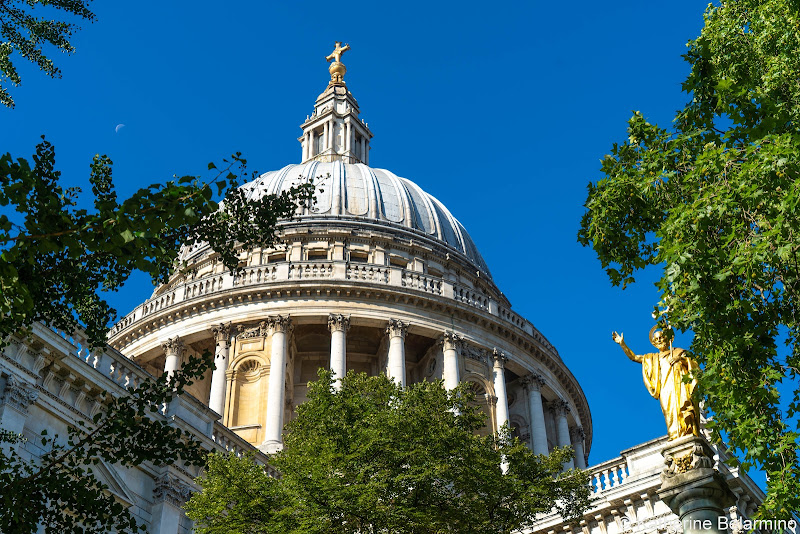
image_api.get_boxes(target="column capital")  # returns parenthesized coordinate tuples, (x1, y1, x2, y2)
(491, 348, 507, 367)
(153, 473, 192, 508)
(328, 313, 351, 333)
(549, 399, 571, 417)
(440, 330, 463, 352)
(268, 315, 293, 335)
(161, 337, 185, 358)
(211, 322, 232, 346)
(570, 425, 586, 443)
(0, 375, 38, 414)
(386, 318, 409, 339)
(521, 372, 546, 392)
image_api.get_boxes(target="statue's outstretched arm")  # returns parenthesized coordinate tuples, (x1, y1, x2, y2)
(612, 331, 643, 363)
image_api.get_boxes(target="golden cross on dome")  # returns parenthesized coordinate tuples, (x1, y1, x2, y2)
(326, 42, 350, 64)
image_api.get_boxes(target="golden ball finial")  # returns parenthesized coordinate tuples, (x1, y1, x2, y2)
(325, 41, 350, 85)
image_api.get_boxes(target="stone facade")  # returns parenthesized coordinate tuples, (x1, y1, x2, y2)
(0, 323, 265, 533)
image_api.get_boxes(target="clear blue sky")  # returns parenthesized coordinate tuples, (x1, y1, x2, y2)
(2, 1, 717, 468)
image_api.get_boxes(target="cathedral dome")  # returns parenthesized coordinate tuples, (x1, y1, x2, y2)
(241, 162, 492, 277)
(109, 45, 592, 464)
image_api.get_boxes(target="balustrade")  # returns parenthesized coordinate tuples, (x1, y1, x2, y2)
(588, 458, 629, 496)
(401, 270, 442, 294)
(109, 260, 555, 357)
(453, 283, 489, 310)
(347, 263, 389, 283)
(289, 262, 333, 279)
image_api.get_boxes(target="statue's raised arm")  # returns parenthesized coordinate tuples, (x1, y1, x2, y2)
(612, 331, 642, 363)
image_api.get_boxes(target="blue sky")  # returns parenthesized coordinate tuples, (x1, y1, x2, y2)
(2, 1, 720, 468)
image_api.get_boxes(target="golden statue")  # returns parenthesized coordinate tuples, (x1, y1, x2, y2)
(612, 327, 701, 440)
(326, 42, 350, 85)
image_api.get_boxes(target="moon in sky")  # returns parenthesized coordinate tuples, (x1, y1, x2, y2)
(115, 123, 125, 133)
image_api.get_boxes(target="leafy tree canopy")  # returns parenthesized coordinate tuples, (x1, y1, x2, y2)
(0, 0, 95, 108)
(578, 0, 800, 517)
(186, 371, 590, 534)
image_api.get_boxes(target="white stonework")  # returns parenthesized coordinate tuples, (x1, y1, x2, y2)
(1, 323, 266, 533)
(0, 62, 767, 533)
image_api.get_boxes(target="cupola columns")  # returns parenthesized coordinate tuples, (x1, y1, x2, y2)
(328, 314, 350, 390)
(570, 426, 587, 469)
(492, 350, 510, 432)
(386, 319, 408, 387)
(441, 332, 463, 391)
(161, 337, 185, 379)
(262, 316, 292, 453)
(552, 399, 575, 470)
(522, 373, 550, 456)
(208, 323, 232, 417)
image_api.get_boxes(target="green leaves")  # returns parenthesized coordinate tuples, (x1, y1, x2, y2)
(0, 0, 96, 108)
(187, 371, 590, 534)
(579, 0, 800, 518)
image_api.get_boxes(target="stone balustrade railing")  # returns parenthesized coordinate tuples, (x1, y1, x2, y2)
(588, 456, 630, 497)
(109, 260, 555, 354)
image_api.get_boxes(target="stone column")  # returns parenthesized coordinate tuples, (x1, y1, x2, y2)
(263, 315, 292, 452)
(658, 436, 736, 534)
(328, 314, 350, 390)
(309, 130, 315, 158)
(161, 337, 185, 379)
(361, 137, 366, 164)
(345, 120, 352, 157)
(323, 122, 329, 153)
(441, 331, 462, 391)
(521, 373, 549, 455)
(386, 319, 408, 387)
(492, 349, 510, 432)
(552, 399, 574, 469)
(570, 426, 587, 468)
(151, 473, 192, 534)
(208, 322, 231, 417)
(328, 118, 335, 150)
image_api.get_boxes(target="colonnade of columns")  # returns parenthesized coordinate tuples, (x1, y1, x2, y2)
(158, 316, 585, 463)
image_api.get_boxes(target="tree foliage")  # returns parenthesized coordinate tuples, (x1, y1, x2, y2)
(1, 353, 211, 533)
(0, 0, 95, 108)
(186, 371, 590, 534)
(0, 138, 315, 347)
(0, 139, 314, 531)
(578, 0, 800, 517)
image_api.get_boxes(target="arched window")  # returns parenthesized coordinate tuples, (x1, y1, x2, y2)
(466, 379, 493, 437)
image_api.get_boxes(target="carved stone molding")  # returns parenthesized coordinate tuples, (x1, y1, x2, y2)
(237, 321, 270, 339)
(440, 330, 463, 352)
(153, 473, 192, 507)
(386, 318, 409, 339)
(161, 337, 185, 358)
(549, 399, 571, 417)
(491, 348, 507, 367)
(268, 315, 293, 335)
(0, 375, 38, 413)
(570, 425, 586, 443)
(211, 322, 232, 346)
(520, 372, 546, 392)
(327, 313, 351, 333)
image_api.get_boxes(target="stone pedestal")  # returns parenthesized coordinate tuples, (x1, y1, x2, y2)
(657, 436, 736, 534)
